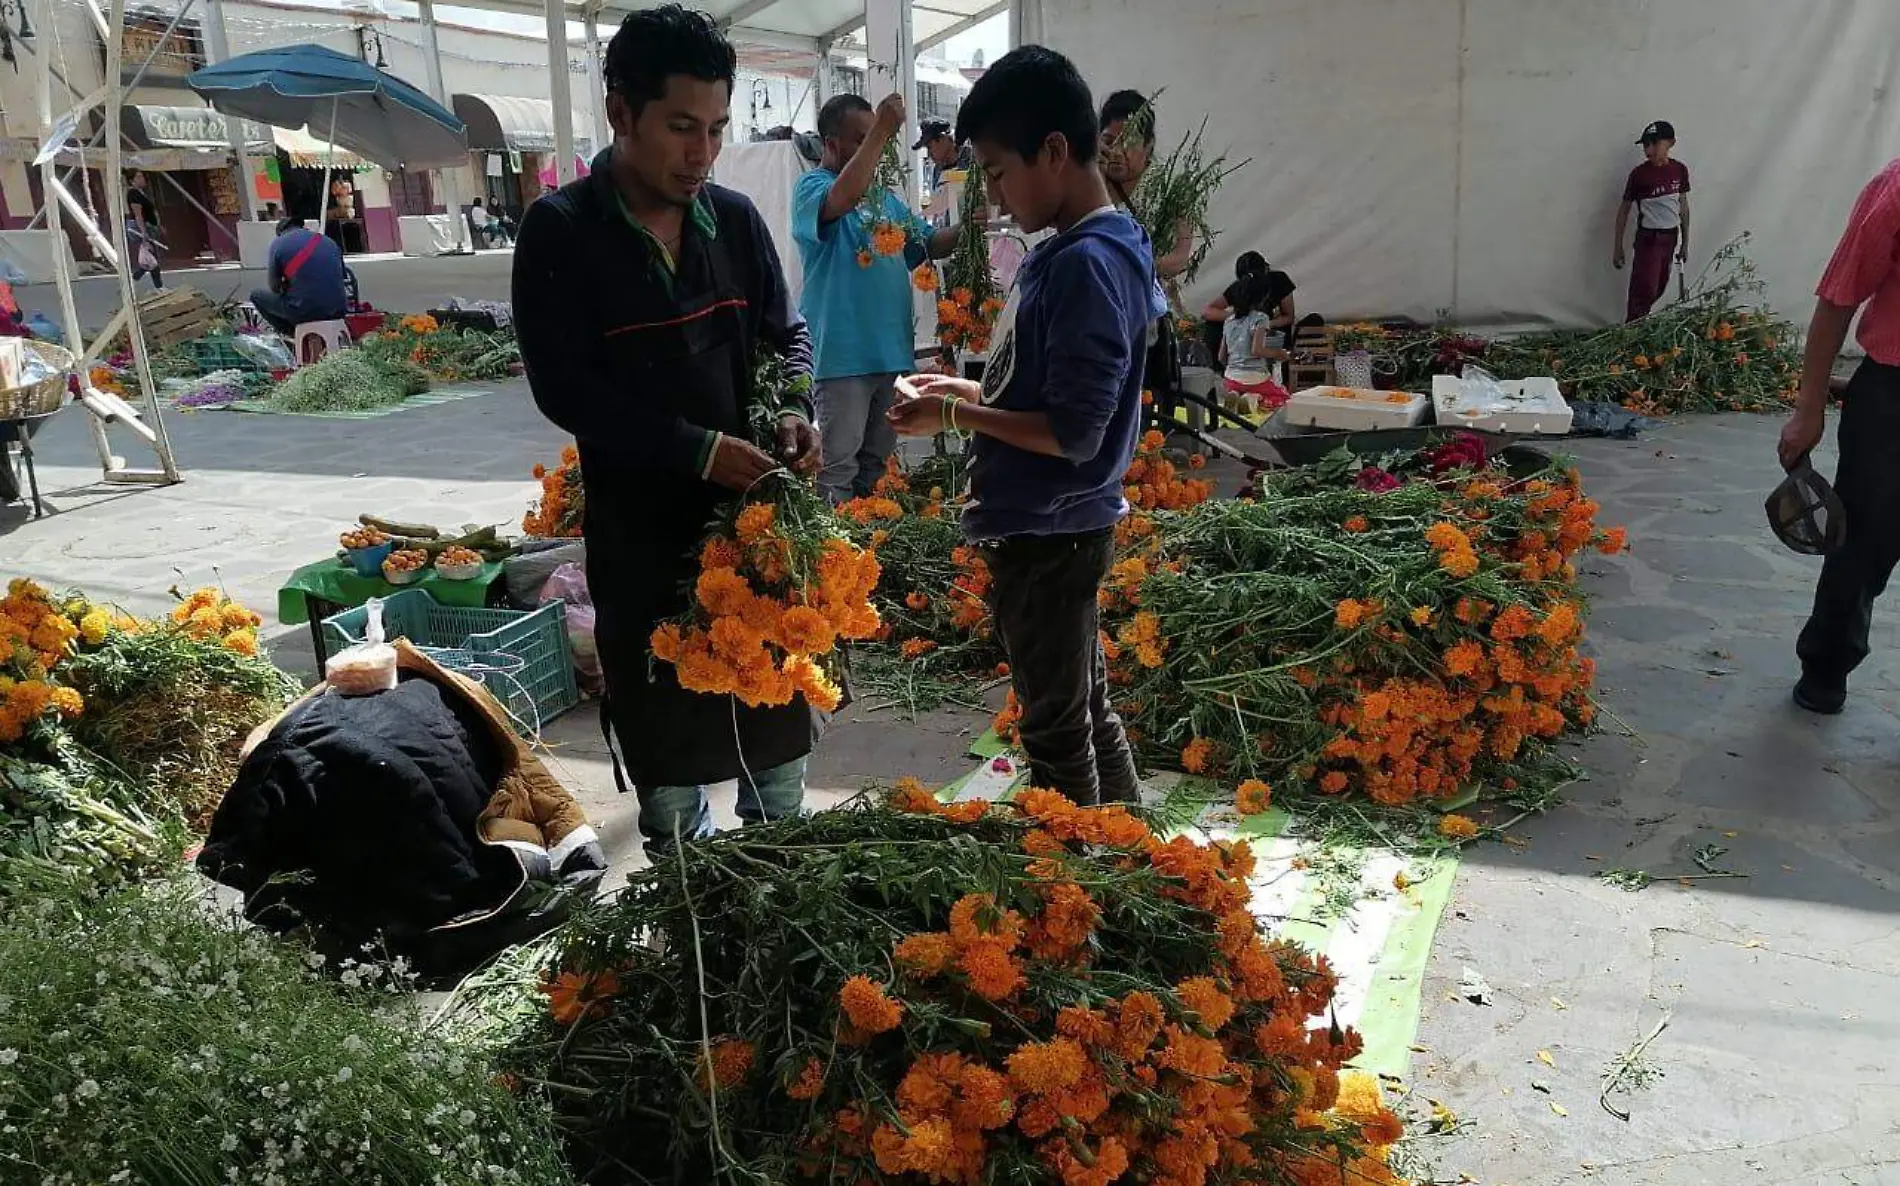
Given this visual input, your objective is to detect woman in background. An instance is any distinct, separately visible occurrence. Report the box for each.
[123,171,163,290]
[1202,250,1297,358]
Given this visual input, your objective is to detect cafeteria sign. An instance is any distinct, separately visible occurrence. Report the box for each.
[137,105,270,150]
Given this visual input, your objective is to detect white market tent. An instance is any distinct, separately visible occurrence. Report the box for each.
[1014,0,1900,329]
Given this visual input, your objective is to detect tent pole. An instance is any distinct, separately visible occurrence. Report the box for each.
[318,93,339,240]
[545,0,576,186]
[29,0,114,472]
[864,0,917,206]
[101,0,181,482]
[584,5,607,157]
[417,0,468,252]
[203,0,260,222]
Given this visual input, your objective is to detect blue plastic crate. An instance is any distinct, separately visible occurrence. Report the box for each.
[321,588,579,733]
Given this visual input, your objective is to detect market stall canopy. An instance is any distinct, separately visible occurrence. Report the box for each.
[121,105,273,153]
[452,94,592,156]
[186,44,467,170]
[440,0,1005,54]
[273,125,373,172]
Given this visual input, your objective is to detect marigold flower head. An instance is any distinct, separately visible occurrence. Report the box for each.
[838,975,904,1035]
[1440,547,1481,578]
[894,931,956,976]
[958,937,1027,999]
[786,1056,825,1100]
[1437,812,1480,839]
[1181,736,1215,774]
[695,1037,755,1091]
[1235,779,1272,815]
[778,605,837,655]
[1175,976,1237,1031]
[1343,515,1369,533]
[1004,1038,1087,1096]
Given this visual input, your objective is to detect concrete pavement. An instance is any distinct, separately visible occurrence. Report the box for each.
[6,374,1899,1183]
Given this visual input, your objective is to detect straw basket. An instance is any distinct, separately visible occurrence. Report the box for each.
[0,342,74,421]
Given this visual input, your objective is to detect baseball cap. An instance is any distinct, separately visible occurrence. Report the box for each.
[1637,120,1676,144]
[911,119,952,151]
[1765,458,1846,556]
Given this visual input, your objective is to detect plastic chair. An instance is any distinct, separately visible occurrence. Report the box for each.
[294,320,352,365]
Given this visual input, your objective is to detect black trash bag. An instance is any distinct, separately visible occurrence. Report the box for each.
[1568,399,1659,439]
[1766,458,1846,556]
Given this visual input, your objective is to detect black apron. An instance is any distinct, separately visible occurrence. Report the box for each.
[581,228,813,789]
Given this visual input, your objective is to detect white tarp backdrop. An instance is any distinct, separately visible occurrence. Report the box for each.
[1027,0,1900,328]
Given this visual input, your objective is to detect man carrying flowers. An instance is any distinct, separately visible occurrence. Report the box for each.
[513,5,822,854]
[888,46,1152,805]
[794,91,966,505]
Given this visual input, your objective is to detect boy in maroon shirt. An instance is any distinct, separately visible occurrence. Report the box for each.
[1614,120,1691,321]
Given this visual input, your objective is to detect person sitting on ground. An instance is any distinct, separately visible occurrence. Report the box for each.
[249,217,348,335]
[1217,272,1290,413]
[1201,250,1297,357]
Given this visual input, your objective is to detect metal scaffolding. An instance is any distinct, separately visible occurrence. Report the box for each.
[30,0,181,487]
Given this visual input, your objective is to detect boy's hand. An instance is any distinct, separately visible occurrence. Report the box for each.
[907,374,984,402]
[1676,242,1689,264]
[1612,248,1626,270]
[887,390,947,437]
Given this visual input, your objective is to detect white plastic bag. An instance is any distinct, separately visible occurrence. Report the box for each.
[1458,363,1513,412]
[325,597,398,695]
[538,564,599,689]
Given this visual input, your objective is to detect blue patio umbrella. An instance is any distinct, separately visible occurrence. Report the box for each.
[189,45,467,222]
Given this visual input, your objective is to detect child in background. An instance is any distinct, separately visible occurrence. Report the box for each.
[1218,272,1289,413]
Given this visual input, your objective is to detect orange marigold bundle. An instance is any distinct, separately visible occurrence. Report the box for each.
[504,792,1408,1185]
[522,444,585,538]
[648,354,878,712]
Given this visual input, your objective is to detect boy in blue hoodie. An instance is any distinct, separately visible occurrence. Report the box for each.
[888,45,1152,806]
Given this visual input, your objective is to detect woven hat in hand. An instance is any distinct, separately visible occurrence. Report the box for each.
[1765,458,1846,556]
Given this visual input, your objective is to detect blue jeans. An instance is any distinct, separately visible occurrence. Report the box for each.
[637,756,807,854]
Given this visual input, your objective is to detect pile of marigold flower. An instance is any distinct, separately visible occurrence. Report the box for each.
[522,444,585,538]
[842,433,1623,810]
[1384,237,1799,416]
[504,790,1410,1186]
[650,353,880,712]
[1,579,297,889]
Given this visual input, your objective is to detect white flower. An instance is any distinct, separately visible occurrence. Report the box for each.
[0,1049,17,1066]
[221,1134,239,1153]
[73,1079,100,1100]
[335,1066,353,1083]
[342,1034,366,1054]
[457,1109,475,1126]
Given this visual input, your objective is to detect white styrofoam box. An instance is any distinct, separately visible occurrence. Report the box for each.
[1432,374,1574,435]
[1284,385,1428,431]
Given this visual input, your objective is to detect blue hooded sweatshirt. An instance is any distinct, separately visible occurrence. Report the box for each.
[964,208,1155,541]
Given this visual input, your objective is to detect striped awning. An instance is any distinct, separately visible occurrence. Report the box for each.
[273,125,372,172]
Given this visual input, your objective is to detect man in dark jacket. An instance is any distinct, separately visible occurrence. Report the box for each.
[888,45,1151,806]
[512,4,821,855]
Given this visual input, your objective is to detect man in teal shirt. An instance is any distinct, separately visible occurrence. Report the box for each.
[793,91,961,502]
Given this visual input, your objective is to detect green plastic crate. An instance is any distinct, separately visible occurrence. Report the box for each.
[180,334,269,373]
[321,588,579,733]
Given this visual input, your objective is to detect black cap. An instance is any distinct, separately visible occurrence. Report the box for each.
[1637,120,1676,144]
[911,119,952,151]
[1765,458,1846,556]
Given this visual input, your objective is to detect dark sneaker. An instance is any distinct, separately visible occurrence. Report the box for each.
[1793,675,1846,715]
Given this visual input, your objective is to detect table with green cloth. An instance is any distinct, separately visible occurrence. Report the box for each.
[278,557,506,663]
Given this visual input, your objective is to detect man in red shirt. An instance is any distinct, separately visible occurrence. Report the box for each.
[1778,157,1900,714]
[1614,121,1690,321]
